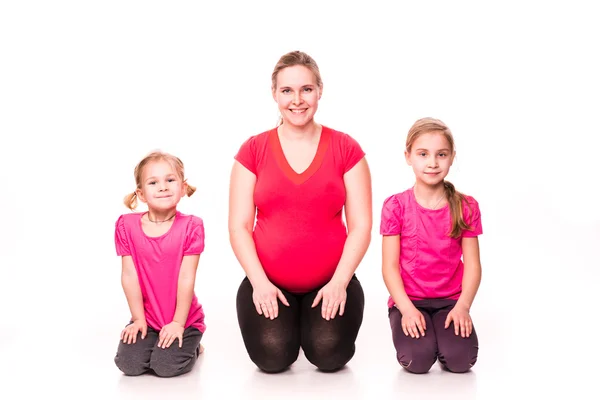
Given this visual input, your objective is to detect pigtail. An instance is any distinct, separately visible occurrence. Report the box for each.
[443,180,471,238]
[186,183,197,197]
[123,191,138,211]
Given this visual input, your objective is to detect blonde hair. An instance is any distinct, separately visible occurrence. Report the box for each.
[123,151,196,210]
[272,51,323,126]
[406,118,472,238]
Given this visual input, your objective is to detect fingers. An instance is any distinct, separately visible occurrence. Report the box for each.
[338,300,346,317]
[444,313,451,329]
[460,318,472,337]
[271,299,279,319]
[265,301,276,320]
[311,290,323,308]
[141,325,147,340]
[416,319,426,337]
[419,314,427,331]
[254,301,263,315]
[277,290,290,307]
[322,300,339,320]
[126,328,137,344]
[401,319,424,338]
[454,316,460,336]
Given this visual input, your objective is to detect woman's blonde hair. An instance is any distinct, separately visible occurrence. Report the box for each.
[406,118,472,238]
[123,151,196,210]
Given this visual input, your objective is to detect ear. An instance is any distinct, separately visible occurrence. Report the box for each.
[318,84,323,100]
[182,181,188,196]
[272,87,277,102]
[136,188,147,204]
[405,150,412,166]
[450,151,456,166]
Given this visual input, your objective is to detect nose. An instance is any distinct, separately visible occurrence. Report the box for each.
[293,92,302,105]
[427,156,438,168]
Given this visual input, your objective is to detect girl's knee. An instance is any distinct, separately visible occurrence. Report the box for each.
[438,349,478,373]
[395,344,437,374]
[114,355,148,376]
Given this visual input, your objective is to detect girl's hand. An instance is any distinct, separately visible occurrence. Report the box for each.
[158,321,185,348]
[445,304,473,337]
[311,280,347,320]
[399,306,426,338]
[252,279,289,320]
[120,319,147,344]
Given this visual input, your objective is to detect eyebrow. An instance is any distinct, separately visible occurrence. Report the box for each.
[279,84,316,89]
[144,174,177,182]
[415,148,451,152]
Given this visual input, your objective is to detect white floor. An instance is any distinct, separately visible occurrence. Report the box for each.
[2,223,597,400]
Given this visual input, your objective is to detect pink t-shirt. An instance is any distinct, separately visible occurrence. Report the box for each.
[114,211,206,332]
[380,188,482,307]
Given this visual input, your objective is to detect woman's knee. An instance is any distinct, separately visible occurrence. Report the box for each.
[249,335,299,373]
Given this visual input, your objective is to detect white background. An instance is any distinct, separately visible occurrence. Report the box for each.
[1,1,598,399]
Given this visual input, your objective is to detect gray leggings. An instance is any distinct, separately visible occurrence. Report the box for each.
[114,324,203,377]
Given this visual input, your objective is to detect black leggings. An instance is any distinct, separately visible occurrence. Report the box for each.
[236,275,365,373]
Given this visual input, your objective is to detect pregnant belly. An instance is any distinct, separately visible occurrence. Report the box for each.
[255,228,346,293]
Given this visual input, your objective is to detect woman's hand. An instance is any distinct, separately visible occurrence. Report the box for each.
[312,280,348,320]
[252,279,289,319]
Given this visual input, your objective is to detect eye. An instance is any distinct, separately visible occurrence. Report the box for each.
[168,178,176,182]
[148,181,157,185]
[438,153,447,157]
[303,87,313,92]
[419,152,427,157]
[282,89,291,94]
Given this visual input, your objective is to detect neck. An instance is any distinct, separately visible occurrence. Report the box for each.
[146,208,177,222]
[279,121,320,141]
[413,181,445,203]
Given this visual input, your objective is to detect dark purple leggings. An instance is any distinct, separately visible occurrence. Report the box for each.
[389,299,478,373]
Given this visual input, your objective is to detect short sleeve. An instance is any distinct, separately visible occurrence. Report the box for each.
[234,135,257,174]
[462,197,483,237]
[380,195,403,236]
[114,215,131,256]
[341,133,366,173]
[184,216,205,255]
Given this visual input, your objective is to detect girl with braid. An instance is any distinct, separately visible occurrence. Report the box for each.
[381,118,482,374]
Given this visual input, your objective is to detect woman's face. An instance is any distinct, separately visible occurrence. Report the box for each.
[272,65,322,128]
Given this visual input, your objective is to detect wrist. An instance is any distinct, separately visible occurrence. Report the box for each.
[395,299,416,315]
[331,272,352,288]
[455,300,471,311]
[172,319,185,327]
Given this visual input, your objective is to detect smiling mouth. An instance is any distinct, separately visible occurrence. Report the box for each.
[289,109,307,114]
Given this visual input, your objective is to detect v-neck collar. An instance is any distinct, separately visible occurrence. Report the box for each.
[269,126,331,185]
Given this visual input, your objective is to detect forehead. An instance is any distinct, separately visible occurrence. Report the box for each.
[412,132,452,150]
[142,159,178,177]
[276,65,317,88]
